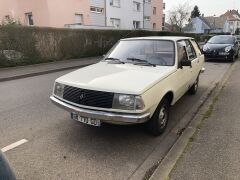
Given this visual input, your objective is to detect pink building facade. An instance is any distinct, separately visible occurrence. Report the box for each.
[0,0,91,27]
[143,0,164,30]
[151,0,164,30]
[0,0,165,30]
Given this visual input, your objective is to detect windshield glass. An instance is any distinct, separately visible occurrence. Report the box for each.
[208,36,234,44]
[105,40,175,66]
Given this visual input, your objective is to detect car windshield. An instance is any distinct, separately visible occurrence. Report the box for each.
[208,36,234,44]
[104,40,175,66]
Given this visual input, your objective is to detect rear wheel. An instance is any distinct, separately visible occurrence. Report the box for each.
[147,98,170,136]
[188,76,199,95]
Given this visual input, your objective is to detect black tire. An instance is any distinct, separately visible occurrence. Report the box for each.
[146,97,170,136]
[188,76,199,95]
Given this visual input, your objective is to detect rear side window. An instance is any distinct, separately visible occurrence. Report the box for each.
[185,40,197,61]
[190,40,202,55]
[177,41,188,63]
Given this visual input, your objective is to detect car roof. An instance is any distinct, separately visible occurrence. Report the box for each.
[121,36,193,41]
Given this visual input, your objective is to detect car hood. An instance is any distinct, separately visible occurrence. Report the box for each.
[56,62,176,95]
[206,43,233,50]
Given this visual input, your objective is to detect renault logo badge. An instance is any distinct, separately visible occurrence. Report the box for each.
[79,93,85,100]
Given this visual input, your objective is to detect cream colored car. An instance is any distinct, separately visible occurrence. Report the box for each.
[50,37,205,136]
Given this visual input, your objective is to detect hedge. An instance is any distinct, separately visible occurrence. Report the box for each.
[0,26,210,68]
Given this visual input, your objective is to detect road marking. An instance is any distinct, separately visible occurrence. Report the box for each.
[1,139,28,153]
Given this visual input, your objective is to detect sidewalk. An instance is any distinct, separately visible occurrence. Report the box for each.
[169,61,240,180]
[0,56,100,82]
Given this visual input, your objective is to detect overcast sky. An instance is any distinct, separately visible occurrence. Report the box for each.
[165,0,240,17]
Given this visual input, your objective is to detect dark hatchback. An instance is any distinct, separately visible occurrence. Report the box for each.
[202,35,239,62]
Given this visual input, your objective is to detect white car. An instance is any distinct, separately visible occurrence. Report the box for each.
[50,36,205,136]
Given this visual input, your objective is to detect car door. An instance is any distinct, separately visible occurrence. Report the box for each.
[174,40,192,101]
[184,39,200,85]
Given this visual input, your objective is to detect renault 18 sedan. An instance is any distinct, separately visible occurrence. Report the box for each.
[50,36,205,136]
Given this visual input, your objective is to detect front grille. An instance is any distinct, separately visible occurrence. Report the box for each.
[63,85,114,108]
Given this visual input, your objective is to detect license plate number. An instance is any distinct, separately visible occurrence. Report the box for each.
[71,113,101,127]
[219,52,228,55]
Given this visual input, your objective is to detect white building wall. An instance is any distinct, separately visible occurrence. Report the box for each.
[143,2,151,29]
[90,0,106,26]
[106,0,144,30]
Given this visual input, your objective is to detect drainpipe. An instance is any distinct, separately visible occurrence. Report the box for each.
[143,0,145,29]
[105,0,107,26]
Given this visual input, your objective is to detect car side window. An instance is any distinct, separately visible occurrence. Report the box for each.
[185,40,197,61]
[177,41,188,63]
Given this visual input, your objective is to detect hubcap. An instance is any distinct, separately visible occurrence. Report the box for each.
[158,105,168,129]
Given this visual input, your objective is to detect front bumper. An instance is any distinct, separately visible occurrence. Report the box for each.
[50,96,151,125]
[204,51,234,60]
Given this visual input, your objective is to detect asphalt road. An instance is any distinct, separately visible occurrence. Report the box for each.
[0,62,231,180]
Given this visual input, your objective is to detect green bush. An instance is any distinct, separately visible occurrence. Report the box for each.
[0,26,211,68]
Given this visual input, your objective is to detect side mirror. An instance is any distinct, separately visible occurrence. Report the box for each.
[180,60,192,67]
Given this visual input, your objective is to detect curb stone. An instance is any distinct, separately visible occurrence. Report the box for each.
[0,58,99,82]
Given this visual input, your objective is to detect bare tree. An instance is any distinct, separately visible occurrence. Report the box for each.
[168,2,191,32]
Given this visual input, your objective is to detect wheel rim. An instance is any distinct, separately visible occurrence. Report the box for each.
[158,105,168,129]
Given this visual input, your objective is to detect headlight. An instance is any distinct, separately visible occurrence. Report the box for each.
[203,45,210,52]
[54,82,65,98]
[112,94,145,110]
[225,46,232,52]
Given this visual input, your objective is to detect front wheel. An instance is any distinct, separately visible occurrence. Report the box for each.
[146,98,170,136]
[188,76,199,95]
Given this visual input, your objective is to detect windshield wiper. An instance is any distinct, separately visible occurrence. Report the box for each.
[105,57,125,64]
[127,58,156,67]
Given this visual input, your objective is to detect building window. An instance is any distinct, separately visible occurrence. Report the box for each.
[90,7,104,14]
[75,14,83,24]
[110,18,120,28]
[144,16,151,21]
[133,1,141,11]
[25,12,34,26]
[133,21,140,29]
[153,23,156,29]
[110,0,120,7]
[153,7,156,15]
[144,0,151,3]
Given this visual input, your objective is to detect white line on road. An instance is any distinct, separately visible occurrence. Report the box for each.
[1,139,28,153]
